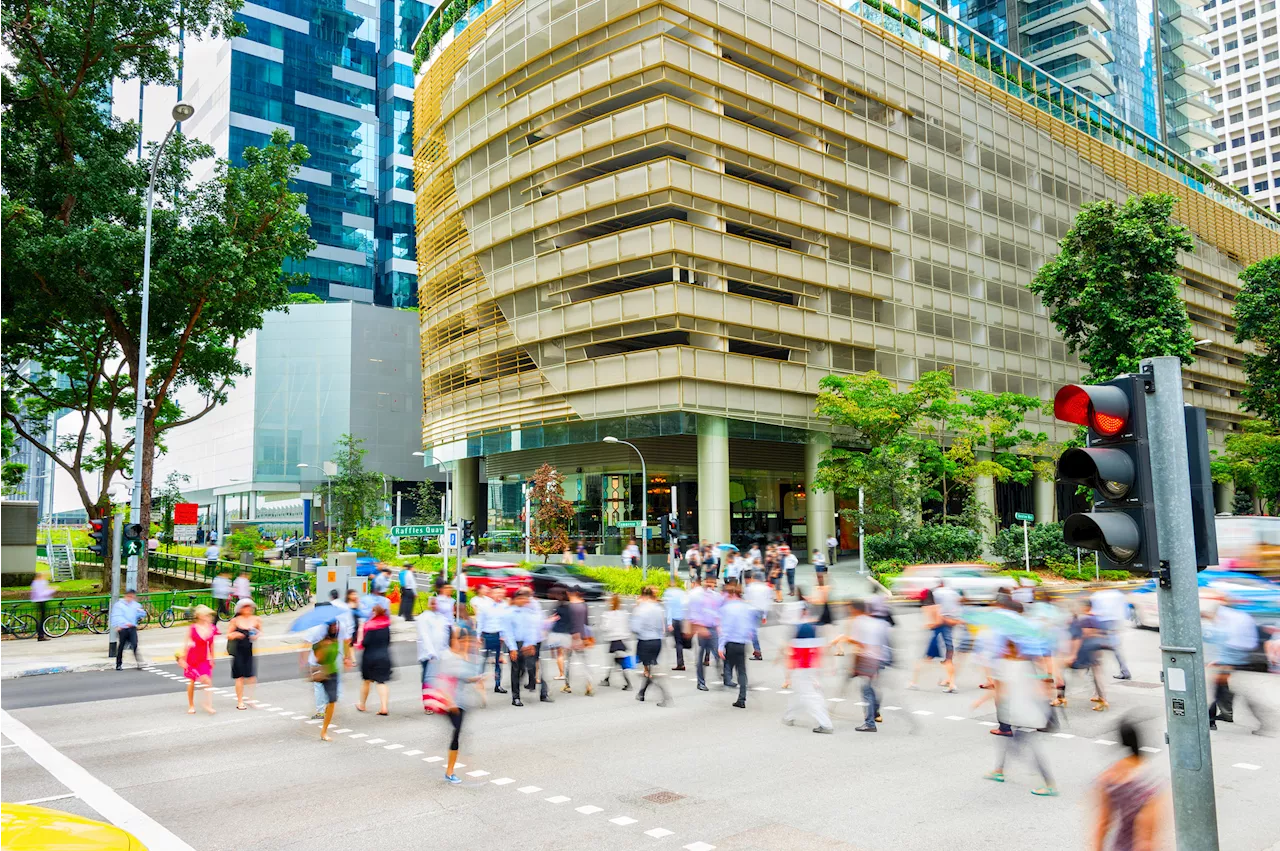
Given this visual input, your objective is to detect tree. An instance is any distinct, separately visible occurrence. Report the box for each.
[408,480,442,525]
[1235,255,1280,427]
[1029,193,1196,382]
[289,292,325,304]
[1211,420,1280,515]
[1232,487,1255,516]
[529,463,572,561]
[812,370,955,534]
[2,0,314,588]
[153,471,190,545]
[327,434,386,538]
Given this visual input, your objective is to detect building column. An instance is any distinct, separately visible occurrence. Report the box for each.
[215,494,226,539]
[454,457,480,526]
[805,432,835,564]
[247,491,257,522]
[696,415,730,545]
[1033,472,1056,525]
[1215,480,1234,514]
[975,472,997,551]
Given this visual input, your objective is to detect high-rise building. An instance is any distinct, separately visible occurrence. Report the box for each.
[413,0,1279,559]
[950,0,1219,160]
[182,0,430,306]
[1203,0,1280,213]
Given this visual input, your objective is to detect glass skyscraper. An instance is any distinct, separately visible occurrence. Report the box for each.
[944,0,1218,160]
[183,0,429,306]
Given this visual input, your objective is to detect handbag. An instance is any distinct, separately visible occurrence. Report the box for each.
[620,654,638,670]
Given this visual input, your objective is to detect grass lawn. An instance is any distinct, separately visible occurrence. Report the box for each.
[1,578,104,600]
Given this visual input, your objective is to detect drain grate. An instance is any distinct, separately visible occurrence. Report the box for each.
[643,791,687,805]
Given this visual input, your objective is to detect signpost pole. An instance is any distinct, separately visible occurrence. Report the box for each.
[523,484,531,563]
[1022,519,1030,572]
[108,513,123,658]
[858,487,865,575]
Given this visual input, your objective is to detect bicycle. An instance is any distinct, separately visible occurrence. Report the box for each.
[158,593,205,628]
[42,603,108,638]
[283,581,308,611]
[1,610,37,640]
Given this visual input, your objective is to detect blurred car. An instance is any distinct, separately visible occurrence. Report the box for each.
[1126,569,1280,629]
[528,563,605,600]
[354,554,382,577]
[0,803,146,850]
[461,559,532,594]
[888,563,1016,603]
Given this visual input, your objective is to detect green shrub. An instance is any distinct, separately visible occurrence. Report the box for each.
[352,527,397,562]
[997,569,1042,585]
[222,530,264,561]
[1099,570,1132,582]
[865,523,982,565]
[869,559,909,584]
[577,567,667,598]
[991,521,1073,569]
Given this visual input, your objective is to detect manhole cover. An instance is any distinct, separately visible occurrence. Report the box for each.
[1115,680,1162,689]
[643,791,686,804]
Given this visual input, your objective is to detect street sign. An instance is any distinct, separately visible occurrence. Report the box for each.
[1014,512,1034,522]
[391,524,445,537]
[447,529,458,548]
[617,520,642,528]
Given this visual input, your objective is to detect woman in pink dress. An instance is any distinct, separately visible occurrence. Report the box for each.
[183,606,219,714]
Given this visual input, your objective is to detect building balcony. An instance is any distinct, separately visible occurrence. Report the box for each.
[1171,89,1217,121]
[1162,29,1213,64]
[1048,57,1117,96]
[1019,0,1112,36]
[1024,25,1115,65]
[1170,61,1215,93]
[1163,1,1212,37]
[1169,117,1219,148]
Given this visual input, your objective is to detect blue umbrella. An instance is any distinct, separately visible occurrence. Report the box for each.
[290,605,341,633]
[717,543,739,552]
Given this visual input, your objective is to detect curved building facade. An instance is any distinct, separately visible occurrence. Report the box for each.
[414,0,1280,556]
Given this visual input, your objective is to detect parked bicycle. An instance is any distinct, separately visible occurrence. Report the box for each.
[42,602,108,638]
[158,593,206,628]
[1,610,37,640]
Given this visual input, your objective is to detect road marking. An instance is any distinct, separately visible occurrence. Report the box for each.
[546,795,571,804]
[491,778,516,785]
[1233,763,1261,771]
[467,770,490,777]
[777,690,792,694]
[684,843,716,851]
[827,697,845,703]
[402,749,423,756]
[1093,739,1116,746]
[1052,733,1075,739]
[912,710,933,716]
[332,728,351,734]
[305,720,323,726]
[611,816,638,825]
[518,786,542,793]
[1139,747,1162,754]
[267,708,285,713]
[882,706,901,711]
[978,722,999,727]
[752,687,771,691]
[424,756,443,763]
[672,675,686,679]
[576,805,603,814]
[646,828,674,838]
[16,793,78,805]
[0,709,197,851]
[385,744,404,750]
[945,715,967,721]
[349,733,368,739]
[291,715,309,720]
[366,738,386,745]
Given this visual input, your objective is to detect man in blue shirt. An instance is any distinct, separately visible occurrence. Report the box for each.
[111,590,147,670]
[664,575,688,670]
[501,589,548,706]
[718,583,756,708]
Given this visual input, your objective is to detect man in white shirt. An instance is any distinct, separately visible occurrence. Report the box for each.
[399,565,418,622]
[211,571,232,620]
[782,549,799,596]
[233,570,252,601]
[1090,587,1131,680]
[622,539,640,569]
[826,534,839,568]
[473,586,508,693]
[204,542,221,567]
[685,545,703,583]
[725,554,744,585]
[743,572,772,661]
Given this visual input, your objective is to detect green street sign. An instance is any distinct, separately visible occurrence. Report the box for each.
[1014,512,1035,522]
[617,520,643,528]
[488,530,521,537]
[392,524,445,537]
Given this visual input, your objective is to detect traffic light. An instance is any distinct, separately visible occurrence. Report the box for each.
[666,513,679,542]
[87,518,107,556]
[1182,405,1218,570]
[460,519,474,543]
[122,523,145,559]
[1053,375,1160,572]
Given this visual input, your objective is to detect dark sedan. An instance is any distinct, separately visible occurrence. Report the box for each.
[529,563,606,600]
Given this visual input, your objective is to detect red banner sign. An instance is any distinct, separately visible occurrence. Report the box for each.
[173,503,199,525]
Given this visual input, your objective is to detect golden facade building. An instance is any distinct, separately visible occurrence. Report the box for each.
[414,0,1280,557]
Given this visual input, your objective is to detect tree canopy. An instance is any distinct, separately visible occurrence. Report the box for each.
[1235,254,1280,427]
[327,434,387,538]
[1029,193,1196,382]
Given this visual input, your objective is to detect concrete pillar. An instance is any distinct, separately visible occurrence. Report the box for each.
[1033,473,1056,525]
[1214,480,1233,514]
[696,415,730,545]
[805,432,835,563]
[454,456,480,525]
[975,472,997,550]
[215,494,226,538]
[247,491,257,522]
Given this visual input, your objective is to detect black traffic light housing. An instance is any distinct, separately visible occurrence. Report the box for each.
[122,522,145,558]
[1182,406,1218,570]
[87,517,107,556]
[460,519,474,542]
[667,512,679,542]
[1054,375,1160,573]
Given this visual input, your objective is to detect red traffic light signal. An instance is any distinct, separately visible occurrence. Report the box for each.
[1053,384,1130,437]
[87,518,107,556]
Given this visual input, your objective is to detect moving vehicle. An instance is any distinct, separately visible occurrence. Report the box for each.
[528,563,606,600]
[0,803,147,850]
[1126,569,1280,630]
[461,559,532,594]
[888,563,1016,603]
[1216,515,1280,577]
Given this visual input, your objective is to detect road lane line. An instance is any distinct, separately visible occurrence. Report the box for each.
[545,795,571,803]
[611,816,638,825]
[0,709,197,851]
[491,778,515,785]
[646,828,674,838]
[1093,739,1117,745]
[1233,763,1261,770]
[402,750,423,756]
[467,769,490,777]
[517,786,542,793]
[16,793,78,805]
[576,805,603,814]
[684,843,716,851]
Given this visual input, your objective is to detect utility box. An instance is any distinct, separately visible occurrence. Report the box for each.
[316,563,352,604]
[0,501,38,573]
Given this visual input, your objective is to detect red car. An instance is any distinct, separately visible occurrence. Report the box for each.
[461,560,532,594]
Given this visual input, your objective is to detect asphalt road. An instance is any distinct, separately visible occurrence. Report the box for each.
[3,609,1279,851]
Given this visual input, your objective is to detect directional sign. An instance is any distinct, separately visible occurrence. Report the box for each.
[447,529,458,548]
[617,520,643,528]
[1014,512,1035,523]
[391,524,445,537]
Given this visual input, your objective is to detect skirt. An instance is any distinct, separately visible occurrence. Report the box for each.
[230,641,255,680]
[637,638,662,666]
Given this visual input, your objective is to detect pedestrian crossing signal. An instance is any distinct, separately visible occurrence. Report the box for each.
[122,523,145,558]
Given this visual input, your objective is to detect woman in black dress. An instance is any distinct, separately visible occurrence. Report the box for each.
[227,598,260,710]
[356,605,394,715]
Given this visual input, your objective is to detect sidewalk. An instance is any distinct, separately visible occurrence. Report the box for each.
[0,608,417,679]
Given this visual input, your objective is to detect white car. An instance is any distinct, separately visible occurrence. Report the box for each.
[889,563,1016,604]
[1126,571,1280,629]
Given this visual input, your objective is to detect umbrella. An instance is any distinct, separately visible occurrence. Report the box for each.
[964,607,1053,656]
[290,604,341,633]
[717,543,739,552]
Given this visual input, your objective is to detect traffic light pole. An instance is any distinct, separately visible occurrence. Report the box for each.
[1142,355,1219,850]
[108,514,123,658]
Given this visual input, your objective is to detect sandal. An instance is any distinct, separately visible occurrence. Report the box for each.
[984,771,1005,783]
[1031,787,1058,797]
[237,704,247,710]
[377,711,389,716]
[1092,701,1109,712]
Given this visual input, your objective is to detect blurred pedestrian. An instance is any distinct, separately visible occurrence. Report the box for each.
[502,588,547,706]
[233,569,251,602]
[417,605,445,714]
[547,588,572,681]
[622,538,640,569]
[685,543,703,584]
[631,587,670,707]
[355,604,393,715]
[227,598,260,709]
[423,626,484,784]
[211,570,232,621]
[664,575,688,671]
[1204,596,1274,735]
[810,548,827,586]
[977,639,1057,796]
[599,594,633,690]
[744,571,771,661]
[1090,586,1132,680]
[784,608,832,733]
[826,533,838,570]
[1093,719,1165,849]
[687,576,722,691]
[312,619,342,741]
[310,599,354,719]
[562,587,593,696]
[782,547,798,597]
[836,600,889,733]
[399,564,418,621]
[433,581,457,644]
[909,584,961,693]
[1068,600,1109,711]
[473,586,506,693]
[182,606,219,715]
[111,589,146,669]
[718,583,755,708]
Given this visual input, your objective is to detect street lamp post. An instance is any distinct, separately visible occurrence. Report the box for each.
[603,436,647,580]
[127,101,196,593]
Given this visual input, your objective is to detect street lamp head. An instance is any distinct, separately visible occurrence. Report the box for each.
[171,102,196,122]
[602,436,619,444]
[296,463,309,468]
[412,451,425,457]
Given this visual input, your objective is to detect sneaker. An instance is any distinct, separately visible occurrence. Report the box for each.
[561,685,572,694]
[732,700,746,709]
[494,687,508,694]
[1253,728,1277,738]
[445,774,461,784]
[813,727,833,734]
[875,714,883,723]
[697,684,709,692]
[621,684,632,691]
[311,711,324,720]
[1031,786,1059,797]
[512,699,524,707]
[1113,674,1131,681]
[751,653,763,661]
[672,666,686,671]
[636,693,645,702]
[657,700,672,708]
[783,718,795,726]
[540,695,553,703]
[855,724,877,733]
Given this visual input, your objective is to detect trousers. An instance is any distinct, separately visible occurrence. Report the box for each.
[511,642,546,701]
[695,628,720,686]
[995,729,1054,786]
[724,642,748,702]
[670,619,685,667]
[481,632,504,688]
[783,668,831,728]
[115,626,140,668]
